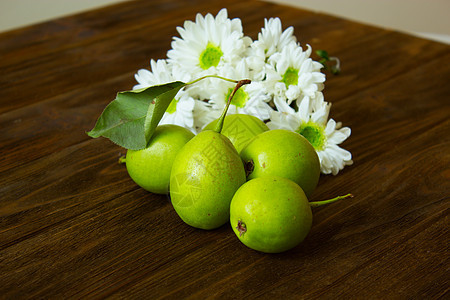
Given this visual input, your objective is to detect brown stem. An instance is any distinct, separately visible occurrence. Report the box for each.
[214,79,251,133]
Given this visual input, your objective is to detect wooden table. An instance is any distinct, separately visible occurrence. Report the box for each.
[1,0,449,298]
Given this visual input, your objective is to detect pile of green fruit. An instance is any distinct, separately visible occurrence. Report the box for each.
[115,80,351,253]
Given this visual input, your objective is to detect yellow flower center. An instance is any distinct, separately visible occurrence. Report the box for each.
[199,42,223,70]
[297,121,326,151]
[166,99,178,114]
[281,67,299,87]
[225,87,249,108]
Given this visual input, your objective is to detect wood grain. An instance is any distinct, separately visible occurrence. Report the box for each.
[1,0,449,298]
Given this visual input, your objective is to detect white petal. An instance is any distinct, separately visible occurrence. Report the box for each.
[325,118,337,136]
[327,126,351,144]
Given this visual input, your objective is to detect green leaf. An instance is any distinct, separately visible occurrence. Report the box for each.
[144,83,186,146]
[87,81,186,150]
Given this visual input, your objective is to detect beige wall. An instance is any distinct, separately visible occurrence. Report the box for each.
[266,0,450,43]
[0,0,130,32]
[0,0,449,44]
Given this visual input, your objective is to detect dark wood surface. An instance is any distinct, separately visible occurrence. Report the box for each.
[1,0,449,298]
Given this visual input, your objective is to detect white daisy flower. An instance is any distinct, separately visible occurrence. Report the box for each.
[265,42,325,111]
[258,17,297,58]
[192,100,221,132]
[208,60,273,121]
[167,8,252,78]
[267,96,352,175]
[246,17,297,80]
[133,59,196,132]
[157,92,195,131]
[134,60,173,90]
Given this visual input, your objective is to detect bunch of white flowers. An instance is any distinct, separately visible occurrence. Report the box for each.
[133,8,352,175]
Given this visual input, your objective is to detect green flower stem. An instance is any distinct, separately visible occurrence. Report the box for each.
[186,74,239,86]
[309,193,353,207]
[329,56,341,75]
[214,79,251,133]
[315,49,341,75]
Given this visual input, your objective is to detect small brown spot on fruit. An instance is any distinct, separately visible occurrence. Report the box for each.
[244,160,254,177]
[262,162,266,168]
[237,220,247,236]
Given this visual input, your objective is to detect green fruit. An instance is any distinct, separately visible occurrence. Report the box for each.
[230,176,352,253]
[125,124,194,194]
[230,176,312,253]
[203,114,269,153]
[169,80,250,230]
[170,130,246,229]
[240,129,320,197]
